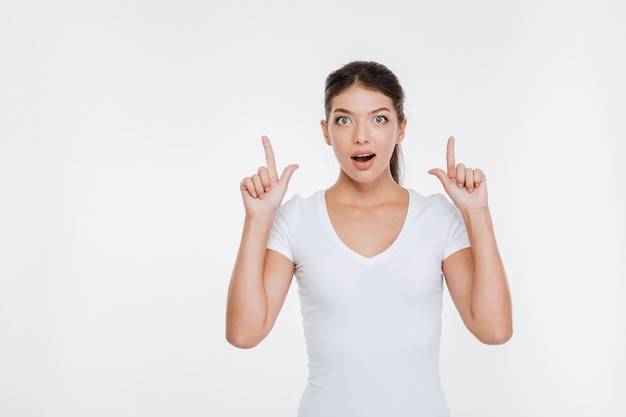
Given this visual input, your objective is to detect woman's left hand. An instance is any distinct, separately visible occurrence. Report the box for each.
[428,136,488,213]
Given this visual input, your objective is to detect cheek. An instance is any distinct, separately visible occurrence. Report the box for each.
[328,128,350,146]
[379,128,400,146]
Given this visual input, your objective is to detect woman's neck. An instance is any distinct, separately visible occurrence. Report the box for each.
[326,171,406,206]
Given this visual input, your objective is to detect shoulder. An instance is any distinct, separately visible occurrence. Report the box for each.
[405,189,469,254]
[275,190,323,220]
[270,190,324,251]
[407,188,460,219]
[279,190,321,209]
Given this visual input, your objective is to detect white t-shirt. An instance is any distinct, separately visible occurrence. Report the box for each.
[268,189,470,417]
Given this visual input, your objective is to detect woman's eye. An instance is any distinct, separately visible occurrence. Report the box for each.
[336,116,351,125]
[373,115,387,124]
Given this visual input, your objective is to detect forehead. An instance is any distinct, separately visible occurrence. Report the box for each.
[330,85,394,113]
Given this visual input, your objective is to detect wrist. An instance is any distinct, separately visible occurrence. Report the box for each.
[460,206,492,226]
[244,213,276,226]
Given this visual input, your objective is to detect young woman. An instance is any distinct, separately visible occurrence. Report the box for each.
[226,61,512,416]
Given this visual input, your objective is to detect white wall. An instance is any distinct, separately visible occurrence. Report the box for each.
[1,0,624,416]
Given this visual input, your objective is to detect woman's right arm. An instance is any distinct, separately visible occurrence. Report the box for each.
[226,136,298,349]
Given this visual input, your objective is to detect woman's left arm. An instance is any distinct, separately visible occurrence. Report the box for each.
[429,137,512,345]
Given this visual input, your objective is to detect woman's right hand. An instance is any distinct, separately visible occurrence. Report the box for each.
[240,136,299,220]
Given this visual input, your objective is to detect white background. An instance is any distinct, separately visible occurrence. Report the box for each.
[1,0,625,416]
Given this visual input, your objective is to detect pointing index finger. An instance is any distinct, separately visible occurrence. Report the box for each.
[446,136,456,178]
[261,135,278,179]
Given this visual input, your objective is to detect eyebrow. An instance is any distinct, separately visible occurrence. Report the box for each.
[333,107,392,115]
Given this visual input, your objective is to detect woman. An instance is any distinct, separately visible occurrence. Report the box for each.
[226,61,512,416]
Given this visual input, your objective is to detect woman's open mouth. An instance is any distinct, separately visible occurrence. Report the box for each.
[351,153,375,162]
[350,152,376,170]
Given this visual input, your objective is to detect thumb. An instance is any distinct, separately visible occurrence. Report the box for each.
[428,168,449,186]
[279,164,299,186]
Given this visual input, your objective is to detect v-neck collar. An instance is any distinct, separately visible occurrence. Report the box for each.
[318,189,413,263]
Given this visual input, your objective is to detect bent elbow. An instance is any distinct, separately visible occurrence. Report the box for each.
[473,319,513,345]
[227,337,260,349]
[481,331,512,345]
[479,324,513,345]
[225,328,263,349]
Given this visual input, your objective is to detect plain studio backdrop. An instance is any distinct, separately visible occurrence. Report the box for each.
[1,0,625,416]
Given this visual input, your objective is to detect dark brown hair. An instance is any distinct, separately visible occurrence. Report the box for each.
[324,61,405,184]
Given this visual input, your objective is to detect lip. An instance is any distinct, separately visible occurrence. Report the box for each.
[350,150,375,158]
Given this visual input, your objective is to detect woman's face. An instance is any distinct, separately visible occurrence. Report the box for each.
[321,84,406,185]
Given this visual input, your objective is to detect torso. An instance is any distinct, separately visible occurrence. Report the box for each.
[266,189,468,417]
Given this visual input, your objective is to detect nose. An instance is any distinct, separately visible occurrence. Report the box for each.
[354,124,369,144]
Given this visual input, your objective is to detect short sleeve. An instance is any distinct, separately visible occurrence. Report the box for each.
[267,195,299,262]
[442,197,471,260]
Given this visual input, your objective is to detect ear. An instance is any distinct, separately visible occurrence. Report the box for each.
[320,119,331,146]
[396,118,407,144]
